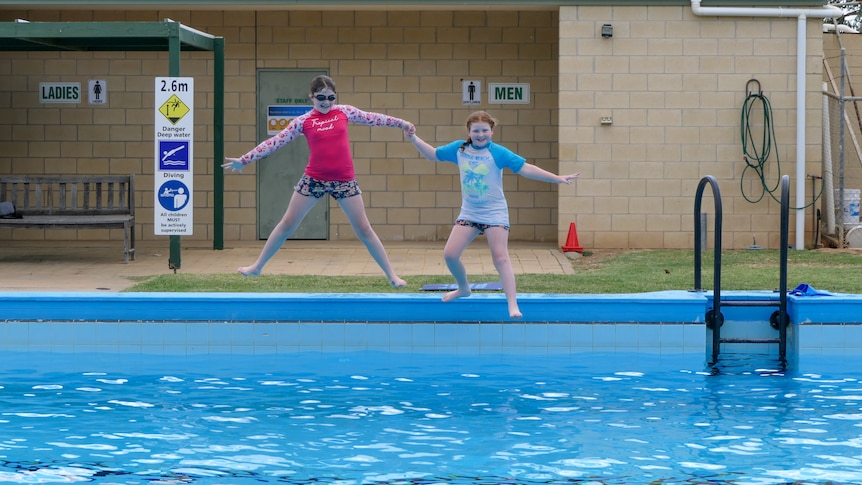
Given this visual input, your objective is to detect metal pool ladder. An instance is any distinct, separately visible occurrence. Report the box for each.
[693,175,790,367]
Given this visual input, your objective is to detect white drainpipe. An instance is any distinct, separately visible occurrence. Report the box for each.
[690,0,841,250]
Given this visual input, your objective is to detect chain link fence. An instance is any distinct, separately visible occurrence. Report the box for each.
[822,44,862,248]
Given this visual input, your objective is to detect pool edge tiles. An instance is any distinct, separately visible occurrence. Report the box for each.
[1,290,861,355]
[1,290,707,323]
[0,321,706,355]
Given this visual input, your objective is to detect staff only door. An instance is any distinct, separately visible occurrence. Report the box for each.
[255,69,329,239]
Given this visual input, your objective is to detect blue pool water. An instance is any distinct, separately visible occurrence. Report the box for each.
[2,350,862,484]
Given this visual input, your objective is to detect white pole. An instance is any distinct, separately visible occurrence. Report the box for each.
[795,15,806,250]
[823,82,836,236]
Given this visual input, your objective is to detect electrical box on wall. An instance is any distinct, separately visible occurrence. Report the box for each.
[601,24,613,38]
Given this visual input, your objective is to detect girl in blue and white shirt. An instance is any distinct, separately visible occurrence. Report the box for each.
[407,111,579,319]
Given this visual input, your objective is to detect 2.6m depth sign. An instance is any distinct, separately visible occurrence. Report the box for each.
[154,77,194,236]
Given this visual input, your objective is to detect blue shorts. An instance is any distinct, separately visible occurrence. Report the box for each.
[294,174,361,200]
[456,219,510,235]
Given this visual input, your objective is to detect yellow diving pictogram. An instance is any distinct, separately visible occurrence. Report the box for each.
[159,94,190,125]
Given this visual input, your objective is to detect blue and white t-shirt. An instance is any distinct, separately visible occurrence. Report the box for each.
[435,140,526,226]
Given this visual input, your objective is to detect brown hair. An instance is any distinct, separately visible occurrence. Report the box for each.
[309,75,336,95]
[460,111,497,151]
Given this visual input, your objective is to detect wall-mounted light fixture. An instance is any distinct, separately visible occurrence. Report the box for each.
[601,24,613,38]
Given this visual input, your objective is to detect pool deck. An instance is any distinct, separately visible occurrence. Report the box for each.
[0,239,574,292]
[1,239,861,327]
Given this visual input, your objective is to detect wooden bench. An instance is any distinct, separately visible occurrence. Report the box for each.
[0,174,136,263]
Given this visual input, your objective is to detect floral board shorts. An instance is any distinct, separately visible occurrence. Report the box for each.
[456,219,510,235]
[294,174,361,200]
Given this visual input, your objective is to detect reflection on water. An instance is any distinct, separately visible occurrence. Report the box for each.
[0,351,860,484]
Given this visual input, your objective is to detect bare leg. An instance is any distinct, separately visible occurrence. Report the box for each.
[485,226,522,319]
[338,194,406,287]
[441,223,480,302]
[238,192,320,276]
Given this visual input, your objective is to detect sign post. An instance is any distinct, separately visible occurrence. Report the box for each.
[154,77,194,267]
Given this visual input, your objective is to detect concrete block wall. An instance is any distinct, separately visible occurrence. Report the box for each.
[0,5,835,251]
[559,5,825,250]
[0,8,561,246]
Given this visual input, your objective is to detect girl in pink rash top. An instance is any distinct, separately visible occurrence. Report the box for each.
[223,75,415,287]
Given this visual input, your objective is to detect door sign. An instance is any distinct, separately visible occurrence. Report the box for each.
[267,105,312,135]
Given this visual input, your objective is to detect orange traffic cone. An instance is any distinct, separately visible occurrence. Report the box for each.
[561,222,583,253]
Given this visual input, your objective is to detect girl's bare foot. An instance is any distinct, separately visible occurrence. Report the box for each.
[238,266,261,276]
[390,276,407,288]
[442,288,471,302]
[509,306,523,319]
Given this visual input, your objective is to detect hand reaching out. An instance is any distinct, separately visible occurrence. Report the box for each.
[222,158,244,173]
[560,173,580,184]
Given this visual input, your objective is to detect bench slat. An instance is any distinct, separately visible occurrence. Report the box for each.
[0,215,133,225]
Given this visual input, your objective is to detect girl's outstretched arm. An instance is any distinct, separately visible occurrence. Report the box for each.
[223,114,306,172]
[406,132,440,162]
[517,163,580,184]
[222,157,244,173]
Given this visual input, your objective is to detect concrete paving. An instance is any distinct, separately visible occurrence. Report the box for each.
[0,240,576,292]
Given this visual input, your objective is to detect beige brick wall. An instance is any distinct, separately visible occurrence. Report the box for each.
[0,8,560,246]
[0,6,835,251]
[560,6,826,250]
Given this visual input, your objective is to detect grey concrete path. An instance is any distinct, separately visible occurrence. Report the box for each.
[0,240,576,292]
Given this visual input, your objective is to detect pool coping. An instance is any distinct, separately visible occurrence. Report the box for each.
[2,290,861,324]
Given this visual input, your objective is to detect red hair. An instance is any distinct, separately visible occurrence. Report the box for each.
[460,111,497,151]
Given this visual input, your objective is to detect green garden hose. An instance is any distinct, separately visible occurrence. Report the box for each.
[739,84,822,209]
[740,88,781,203]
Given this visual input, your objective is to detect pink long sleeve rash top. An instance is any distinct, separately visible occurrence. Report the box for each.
[239,105,407,182]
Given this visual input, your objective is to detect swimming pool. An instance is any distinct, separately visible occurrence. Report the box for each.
[2,290,861,483]
[2,349,862,484]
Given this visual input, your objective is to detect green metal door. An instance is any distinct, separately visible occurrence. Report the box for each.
[256,69,329,239]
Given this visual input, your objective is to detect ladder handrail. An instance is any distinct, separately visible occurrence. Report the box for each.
[693,175,723,365]
[694,174,790,367]
[693,175,723,292]
[778,174,789,363]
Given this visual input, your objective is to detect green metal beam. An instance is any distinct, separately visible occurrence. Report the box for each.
[214,36,225,251]
[0,21,217,52]
[168,31,182,272]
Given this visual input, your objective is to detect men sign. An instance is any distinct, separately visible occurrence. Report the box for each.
[488,83,530,105]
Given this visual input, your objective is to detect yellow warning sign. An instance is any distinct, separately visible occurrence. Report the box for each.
[158,94,190,125]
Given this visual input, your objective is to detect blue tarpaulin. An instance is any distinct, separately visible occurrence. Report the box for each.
[790,283,833,296]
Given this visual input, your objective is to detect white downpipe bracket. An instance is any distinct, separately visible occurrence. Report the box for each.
[690,0,841,250]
